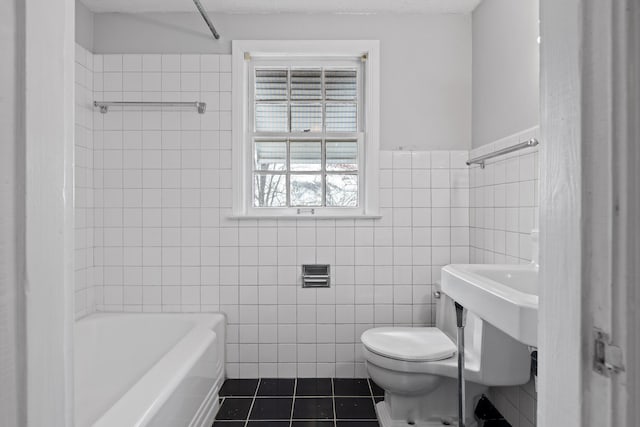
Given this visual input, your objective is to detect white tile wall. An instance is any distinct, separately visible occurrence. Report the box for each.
[490,380,537,427]
[75,44,96,318]
[469,127,539,427]
[84,51,470,378]
[469,126,540,264]
[76,51,537,425]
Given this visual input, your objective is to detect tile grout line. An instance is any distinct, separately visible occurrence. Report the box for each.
[217,378,381,426]
[243,378,261,427]
[331,378,337,427]
[367,378,379,422]
[288,377,297,427]
[224,395,376,398]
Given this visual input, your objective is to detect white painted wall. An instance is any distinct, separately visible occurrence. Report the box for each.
[75,0,95,51]
[91,12,472,151]
[472,0,539,147]
[0,0,26,425]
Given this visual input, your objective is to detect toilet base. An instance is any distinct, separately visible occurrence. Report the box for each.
[376,401,463,427]
[375,379,484,427]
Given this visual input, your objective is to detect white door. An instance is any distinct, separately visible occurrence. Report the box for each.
[539,0,639,426]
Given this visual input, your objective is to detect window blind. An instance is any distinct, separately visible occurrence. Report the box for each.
[254,67,358,133]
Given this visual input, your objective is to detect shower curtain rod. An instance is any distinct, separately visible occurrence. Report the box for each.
[193,0,220,40]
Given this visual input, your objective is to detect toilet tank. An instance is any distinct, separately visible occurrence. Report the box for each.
[435,282,532,386]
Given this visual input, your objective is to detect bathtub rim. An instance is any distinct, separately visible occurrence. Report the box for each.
[74,312,226,427]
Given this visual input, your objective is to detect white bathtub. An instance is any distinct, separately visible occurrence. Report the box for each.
[74,313,226,427]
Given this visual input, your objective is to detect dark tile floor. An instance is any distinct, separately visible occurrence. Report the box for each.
[214,378,384,427]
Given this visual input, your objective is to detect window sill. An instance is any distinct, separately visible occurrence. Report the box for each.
[227,214,382,220]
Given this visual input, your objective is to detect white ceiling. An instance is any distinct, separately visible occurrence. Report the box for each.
[81,0,482,14]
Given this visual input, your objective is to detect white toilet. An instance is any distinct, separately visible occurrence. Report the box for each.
[361,287,531,427]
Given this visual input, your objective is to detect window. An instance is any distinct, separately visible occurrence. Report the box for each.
[252,66,360,208]
[232,41,380,218]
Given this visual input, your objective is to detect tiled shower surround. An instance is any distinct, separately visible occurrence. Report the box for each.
[73,47,537,424]
[75,46,471,378]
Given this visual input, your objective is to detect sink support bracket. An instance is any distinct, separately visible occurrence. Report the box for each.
[454,301,467,427]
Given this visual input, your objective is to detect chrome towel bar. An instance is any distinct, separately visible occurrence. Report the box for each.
[94,101,207,114]
[467,138,539,168]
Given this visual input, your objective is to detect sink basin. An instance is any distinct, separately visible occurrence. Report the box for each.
[441,264,538,347]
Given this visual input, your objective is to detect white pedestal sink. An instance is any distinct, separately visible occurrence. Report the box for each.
[441,263,538,347]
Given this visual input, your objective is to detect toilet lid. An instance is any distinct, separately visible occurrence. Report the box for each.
[361,327,457,362]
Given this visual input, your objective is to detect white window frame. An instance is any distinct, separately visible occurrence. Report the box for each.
[232,40,380,218]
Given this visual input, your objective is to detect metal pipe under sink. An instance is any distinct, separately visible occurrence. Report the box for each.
[454,301,467,427]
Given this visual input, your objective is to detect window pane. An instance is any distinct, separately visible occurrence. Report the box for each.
[326,103,357,132]
[325,69,357,100]
[290,141,321,171]
[255,103,288,132]
[253,174,287,207]
[255,69,288,101]
[291,104,323,132]
[291,69,322,100]
[290,174,322,206]
[326,174,358,207]
[326,141,358,171]
[254,141,286,171]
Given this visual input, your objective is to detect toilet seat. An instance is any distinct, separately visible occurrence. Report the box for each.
[361,327,456,362]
